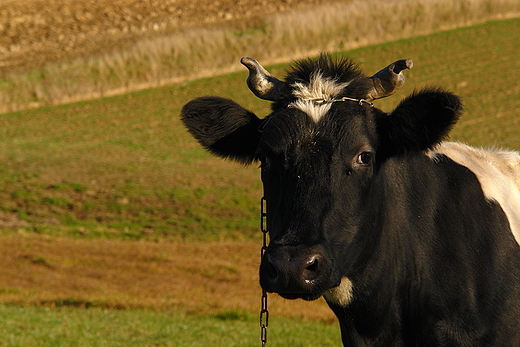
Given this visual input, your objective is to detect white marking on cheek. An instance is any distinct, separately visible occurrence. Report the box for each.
[428,142,520,245]
[323,276,354,306]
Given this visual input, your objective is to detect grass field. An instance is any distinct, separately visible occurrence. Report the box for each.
[1,18,519,241]
[0,18,519,346]
[0,305,340,347]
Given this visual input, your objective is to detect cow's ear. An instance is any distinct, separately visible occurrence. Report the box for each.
[376,88,463,157]
[181,96,262,164]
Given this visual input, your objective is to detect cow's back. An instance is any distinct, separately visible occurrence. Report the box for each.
[428,141,520,245]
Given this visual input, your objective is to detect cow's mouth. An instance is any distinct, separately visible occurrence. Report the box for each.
[274,280,342,301]
[276,291,323,301]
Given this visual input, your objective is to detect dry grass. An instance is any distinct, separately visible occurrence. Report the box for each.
[0,234,336,321]
[0,0,328,77]
[0,0,519,112]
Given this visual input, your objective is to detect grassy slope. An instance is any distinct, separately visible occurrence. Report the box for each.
[0,74,265,241]
[0,18,519,242]
[0,19,520,346]
[0,234,336,320]
[350,19,520,149]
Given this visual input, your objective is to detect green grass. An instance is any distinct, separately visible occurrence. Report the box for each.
[347,18,520,149]
[0,18,519,241]
[0,75,264,241]
[0,305,340,347]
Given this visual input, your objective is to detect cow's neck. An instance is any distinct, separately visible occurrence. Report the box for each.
[326,155,439,344]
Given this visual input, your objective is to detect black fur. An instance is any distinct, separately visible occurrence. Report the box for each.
[285,55,369,93]
[377,87,463,157]
[271,55,372,110]
[180,96,262,164]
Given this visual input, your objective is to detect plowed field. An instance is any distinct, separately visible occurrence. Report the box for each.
[0,0,331,78]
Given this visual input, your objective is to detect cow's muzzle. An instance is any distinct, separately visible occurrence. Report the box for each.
[260,248,333,300]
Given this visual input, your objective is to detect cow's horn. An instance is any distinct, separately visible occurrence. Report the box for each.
[367,59,413,101]
[241,57,288,101]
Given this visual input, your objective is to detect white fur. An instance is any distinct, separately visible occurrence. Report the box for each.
[323,276,354,306]
[290,72,351,122]
[427,142,520,245]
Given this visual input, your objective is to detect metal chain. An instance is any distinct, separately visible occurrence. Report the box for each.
[289,96,374,108]
[260,197,269,347]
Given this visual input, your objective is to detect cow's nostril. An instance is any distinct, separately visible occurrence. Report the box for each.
[302,255,320,283]
[261,251,327,294]
[264,254,279,282]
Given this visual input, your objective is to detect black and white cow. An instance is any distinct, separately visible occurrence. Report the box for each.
[181,55,520,346]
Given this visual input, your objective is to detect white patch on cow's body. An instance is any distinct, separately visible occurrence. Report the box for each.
[290,72,352,122]
[427,141,520,245]
[323,276,354,306]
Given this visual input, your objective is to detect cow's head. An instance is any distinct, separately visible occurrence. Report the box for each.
[181,55,462,302]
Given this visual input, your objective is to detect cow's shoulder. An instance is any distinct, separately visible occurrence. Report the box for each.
[427,141,520,245]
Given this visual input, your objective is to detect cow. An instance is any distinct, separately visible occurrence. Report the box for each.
[180,54,520,346]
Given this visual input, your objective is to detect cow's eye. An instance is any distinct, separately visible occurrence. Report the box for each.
[356,152,373,165]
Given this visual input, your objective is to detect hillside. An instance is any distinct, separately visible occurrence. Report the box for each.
[0,0,518,112]
[0,20,519,321]
[1,18,519,241]
[0,0,332,78]
[0,15,519,346]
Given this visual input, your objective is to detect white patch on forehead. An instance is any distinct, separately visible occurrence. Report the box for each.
[290,72,352,122]
[323,276,353,306]
[427,142,520,245]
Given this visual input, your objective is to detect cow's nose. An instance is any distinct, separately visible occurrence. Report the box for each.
[261,253,324,294]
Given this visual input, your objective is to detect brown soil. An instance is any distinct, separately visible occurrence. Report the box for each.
[0,0,333,78]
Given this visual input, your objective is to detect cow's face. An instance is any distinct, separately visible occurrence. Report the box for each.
[257,98,379,300]
[181,55,462,302]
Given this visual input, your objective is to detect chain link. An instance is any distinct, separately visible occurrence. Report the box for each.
[260,197,269,347]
